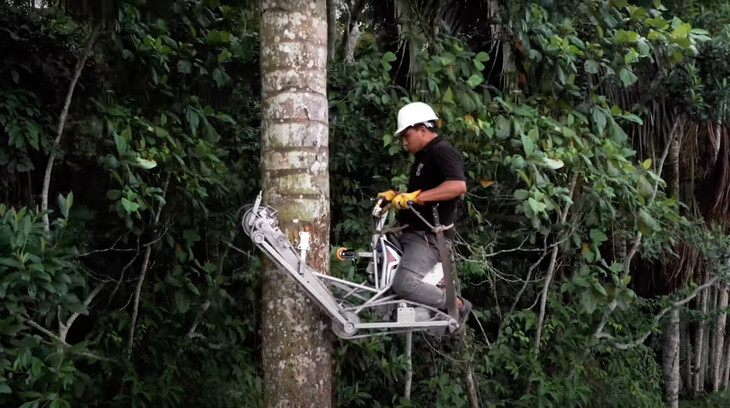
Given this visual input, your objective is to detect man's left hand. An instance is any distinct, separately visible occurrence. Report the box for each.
[392,190,422,209]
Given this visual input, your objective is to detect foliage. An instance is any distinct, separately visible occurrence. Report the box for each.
[4,0,730,407]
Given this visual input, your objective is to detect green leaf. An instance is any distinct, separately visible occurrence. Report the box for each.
[121,198,139,213]
[672,23,692,39]
[212,68,230,87]
[590,229,608,244]
[443,87,454,103]
[585,60,600,74]
[0,383,10,394]
[528,197,546,213]
[638,209,661,234]
[115,130,129,156]
[637,175,654,198]
[183,228,200,244]
[641,158,653,170]
[382,51,396,62]
[495,116,510,139]
[521,133,534,157]
[619,68,638,86]
[439,53,455,66]
[133,157,157,170]
[467,74,483,88]
[542,157,564,169]
[581,290,598,314]
[217,49,232,64]
[177,60,192,74]
[592,281,608,297]
[186,108,200,136]
[475,51,489,62]
[614,29,638,43]
[175,291,190,313]
[592,107,607,135]
[186,282,200,296]
[624,48,639,65]
[57,193,68,219]
[514,189,529,200]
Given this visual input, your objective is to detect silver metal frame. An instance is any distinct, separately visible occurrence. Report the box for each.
[242,192,459,339]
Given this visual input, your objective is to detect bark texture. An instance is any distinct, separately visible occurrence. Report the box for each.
[663,307,680,408]
[713,284,728,391]
[260,1,332,407]
[692,284,708,395]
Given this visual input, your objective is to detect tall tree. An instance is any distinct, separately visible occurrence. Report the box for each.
[259,0,332,407]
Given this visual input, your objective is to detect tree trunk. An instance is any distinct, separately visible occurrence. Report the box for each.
[339,0,365,63]
[702,286,716,390]
[721,328,730,391]
[692,285,708,395]
[681,318,691,393]
[260,1,332,407]
[713,283,728,391]
[663,307,680,408]
[326,0,336,59]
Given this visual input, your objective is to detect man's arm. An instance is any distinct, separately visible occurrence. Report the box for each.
[417,180,467,203]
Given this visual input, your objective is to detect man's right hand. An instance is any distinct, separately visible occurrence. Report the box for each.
[377,190,397,202]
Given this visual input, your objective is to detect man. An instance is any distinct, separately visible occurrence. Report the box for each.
[378,101,471,326]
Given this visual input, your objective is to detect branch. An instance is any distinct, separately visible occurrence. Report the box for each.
[42,23,100,233]
[186,300,211,339]
[594,277,720,350]
[22,317,113,362]
[595,117,683,336]
[509,234,550,315]
[533,173,579,351]
[58,283,106,342]
[126,175,170,357]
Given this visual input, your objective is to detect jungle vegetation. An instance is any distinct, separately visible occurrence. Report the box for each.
[3,0,730,407]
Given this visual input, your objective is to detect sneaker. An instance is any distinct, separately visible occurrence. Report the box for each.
[457,297,472,328]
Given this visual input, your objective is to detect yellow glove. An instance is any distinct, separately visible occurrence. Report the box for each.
[377,189,398,202]
[392,190,422,210]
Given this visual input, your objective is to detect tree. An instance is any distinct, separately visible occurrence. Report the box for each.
[259,1,333,407]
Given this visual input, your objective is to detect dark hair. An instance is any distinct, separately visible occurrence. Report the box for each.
[421,120,437,131]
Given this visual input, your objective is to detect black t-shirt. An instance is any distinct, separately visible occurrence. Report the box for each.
[396,136,465,238]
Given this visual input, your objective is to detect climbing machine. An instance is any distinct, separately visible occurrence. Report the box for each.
[241,192,462,339]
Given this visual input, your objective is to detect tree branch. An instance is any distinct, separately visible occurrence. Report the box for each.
[126,175,170,357]
[594,117,683,339]
[594,277,720,350]
[42,23,100,233]
[22,316,113,361]
[58,283,106,342]
[533,173,579,351]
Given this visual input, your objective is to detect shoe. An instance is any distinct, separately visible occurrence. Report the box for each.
[458,298,472,325]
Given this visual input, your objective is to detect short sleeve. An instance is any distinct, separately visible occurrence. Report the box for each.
[436,145,465,181]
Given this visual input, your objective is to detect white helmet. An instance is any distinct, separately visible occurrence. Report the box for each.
[394,102,439,136]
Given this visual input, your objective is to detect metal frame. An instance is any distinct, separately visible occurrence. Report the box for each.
[242,192,460,339]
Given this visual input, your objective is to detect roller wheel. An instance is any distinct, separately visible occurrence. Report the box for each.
[332,311,359,338]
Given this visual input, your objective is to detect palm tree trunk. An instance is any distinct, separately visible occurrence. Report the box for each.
[260,1,332,407]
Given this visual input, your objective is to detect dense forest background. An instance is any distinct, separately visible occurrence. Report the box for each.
[3,0,730,407]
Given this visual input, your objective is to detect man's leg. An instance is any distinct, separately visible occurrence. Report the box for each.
[391,231,447,309]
